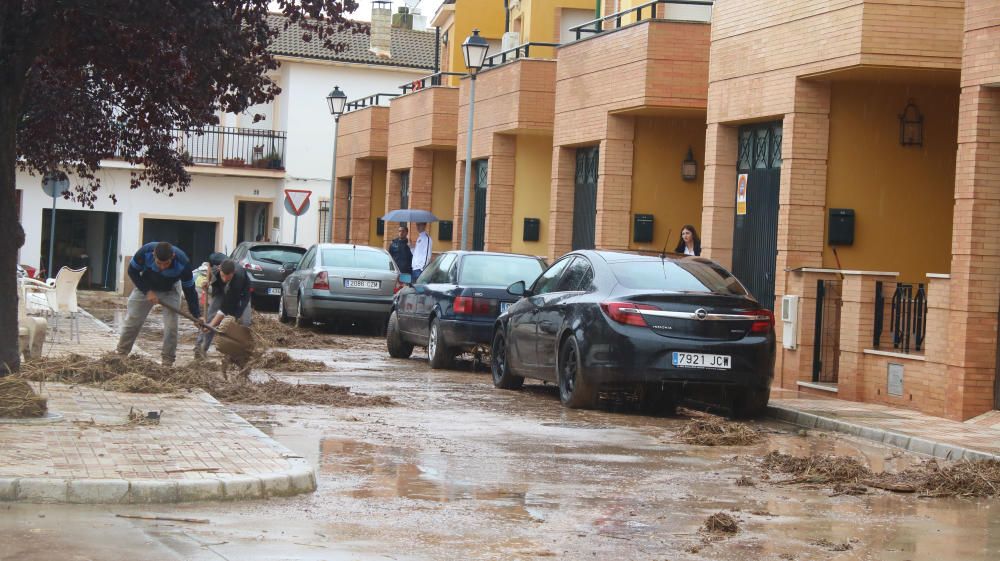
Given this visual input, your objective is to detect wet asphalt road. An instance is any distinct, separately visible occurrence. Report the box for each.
[2,326,998,561]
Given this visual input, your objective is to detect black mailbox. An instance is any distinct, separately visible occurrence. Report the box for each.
[633,214,654,243]
[523,218,541,242]
[828,208,855,246]
[438,220,453,242]
[376,218,385,236]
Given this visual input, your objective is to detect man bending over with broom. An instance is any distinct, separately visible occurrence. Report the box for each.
[117,241,202,366]
[195,259,251,359]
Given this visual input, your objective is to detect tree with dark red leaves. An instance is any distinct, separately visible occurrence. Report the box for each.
[0,1,361,374]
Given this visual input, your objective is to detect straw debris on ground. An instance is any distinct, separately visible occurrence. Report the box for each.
[253,312,342,349]
[760,451,1000,497]
[16,353,391,408]
[0,377,48,418]
[679,416,763,446]
[703,512,739,534]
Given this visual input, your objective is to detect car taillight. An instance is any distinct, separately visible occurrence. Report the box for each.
[600,302,659,327]
[243,262,263,272]
[454,296,492,315]
[313,271,330,291]
[744,309,774,334]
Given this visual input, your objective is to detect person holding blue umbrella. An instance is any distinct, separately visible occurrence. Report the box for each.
[411,222,432,281]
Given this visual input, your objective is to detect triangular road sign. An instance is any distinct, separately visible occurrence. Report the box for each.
[284,189,312,216]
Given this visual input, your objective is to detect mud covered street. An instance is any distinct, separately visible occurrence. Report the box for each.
[3,322,999,560]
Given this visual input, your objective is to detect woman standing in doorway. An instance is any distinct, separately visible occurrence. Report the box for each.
[674,224,701,256]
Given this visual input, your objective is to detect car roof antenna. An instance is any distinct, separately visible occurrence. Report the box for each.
[659,228,673,260]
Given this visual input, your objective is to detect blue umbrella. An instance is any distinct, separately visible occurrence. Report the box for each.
[382,209,439,223]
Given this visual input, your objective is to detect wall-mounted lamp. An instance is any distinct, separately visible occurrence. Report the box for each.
[681,147,698,181]
[899,99,923,147]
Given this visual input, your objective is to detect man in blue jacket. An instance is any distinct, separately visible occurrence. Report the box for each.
[116,241,202,366]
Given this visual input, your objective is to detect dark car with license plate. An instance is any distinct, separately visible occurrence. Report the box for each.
[387,251,546,369]
[231,242,306,307]
[490,251,776,417]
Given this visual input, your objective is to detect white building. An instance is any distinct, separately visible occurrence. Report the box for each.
[15,13,436,292]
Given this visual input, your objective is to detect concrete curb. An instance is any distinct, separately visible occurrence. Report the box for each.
[767,404,1000,462]
[0,391,317,504]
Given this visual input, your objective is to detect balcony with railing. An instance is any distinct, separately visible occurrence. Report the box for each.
[338,94,395,170]
[171,126,286,172]
[557,0,713,117]
[387,73,460,162]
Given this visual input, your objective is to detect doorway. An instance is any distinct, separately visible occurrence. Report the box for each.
[142,218,217,267]
[345,179,353,243]
[472,159,488,251]
[572,146,599,250]
[731,122,782,310]
[237,200,272,244]
[41,208,120,290]
[400,170,410,210]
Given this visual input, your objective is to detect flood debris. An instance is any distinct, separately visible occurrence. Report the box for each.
[811,538,853,551]
[254,351,326,372]
[703,512,739,534]
[0,377,47,418]
[127,407,161,426]
[253,312,342,349]
[679,415,762,446]
[16,353,391,408]
[735,476,756,487]
[760,451,1000,497]
[105,372,174,393]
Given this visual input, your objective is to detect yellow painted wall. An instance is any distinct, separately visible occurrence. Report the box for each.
[440,1,506,85]
[368,160,387,247]
[431,150,456,241]
[511,134,553,257]
[508,0,595,58]
[824,81,958,282]
[629,116,705,253]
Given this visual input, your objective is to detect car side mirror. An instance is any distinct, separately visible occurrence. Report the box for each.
[507,280,527,297]
[399,273,412,285]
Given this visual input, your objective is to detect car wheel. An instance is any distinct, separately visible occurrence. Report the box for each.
[730,387,770,419]
[558,336,597,409]
[491,329,524,390]
[639,385,677,416]
[295,292,312,328]
[386,311,413,359]
[278,295,291,324]
[427,317,453,369]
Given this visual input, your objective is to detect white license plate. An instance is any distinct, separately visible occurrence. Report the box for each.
[267,288,282,296]
[500,302,513,313]
[344,279,379,289]
[672,352,731,370]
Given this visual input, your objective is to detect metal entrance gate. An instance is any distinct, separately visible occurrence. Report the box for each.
[732,122,782,310]
[399,171,410,209]
[473,159,488,251]
[344,179,353,243]
[572,146,599,250]
[812,279,842,383]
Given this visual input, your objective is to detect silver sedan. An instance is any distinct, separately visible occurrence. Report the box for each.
[279,243,402,329]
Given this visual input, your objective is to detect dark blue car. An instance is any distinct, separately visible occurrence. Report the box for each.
[386,251,546,369]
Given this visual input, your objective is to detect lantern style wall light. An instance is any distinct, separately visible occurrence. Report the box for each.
[681,147,698,181]
[899,99,923,147]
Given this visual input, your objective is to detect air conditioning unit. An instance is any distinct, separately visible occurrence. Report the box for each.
[501,31,521,53]
[781,295,799,350]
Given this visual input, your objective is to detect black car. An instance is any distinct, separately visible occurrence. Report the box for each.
[387,251,546,369]
[490,251,775,417]
[230,242,306,307]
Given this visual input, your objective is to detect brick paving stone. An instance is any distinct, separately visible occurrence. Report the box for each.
[771,389,1000,460]
[0,306,315,503]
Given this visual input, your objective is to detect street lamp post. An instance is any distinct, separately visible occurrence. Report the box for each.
[459,29,490,251]
[326,86,348,243]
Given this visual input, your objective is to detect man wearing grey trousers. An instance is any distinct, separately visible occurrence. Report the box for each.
[116,241,202,366]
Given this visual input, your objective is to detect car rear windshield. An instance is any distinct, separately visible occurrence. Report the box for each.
[610,260,748,295]
[459,255,544,287]
[321,248,394,270]
[249,246,305,265]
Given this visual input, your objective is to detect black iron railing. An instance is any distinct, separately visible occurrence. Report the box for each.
[813,279,843,383]
[170,126,286,170]
[483,42,560,68]
[569,0,714,41]
[874,282,928,353]
[345,93,399,113]
[399,72,466,94]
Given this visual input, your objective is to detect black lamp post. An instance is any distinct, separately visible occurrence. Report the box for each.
[459,29,490,250]
[326,86,347,242]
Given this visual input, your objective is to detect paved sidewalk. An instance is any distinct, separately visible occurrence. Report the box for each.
[1,310,316,504]
[769,389,1000,461]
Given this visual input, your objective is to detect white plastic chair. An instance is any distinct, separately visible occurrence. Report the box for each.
[21,266,86,342]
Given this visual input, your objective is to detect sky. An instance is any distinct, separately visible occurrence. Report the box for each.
[337,0,446,26]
